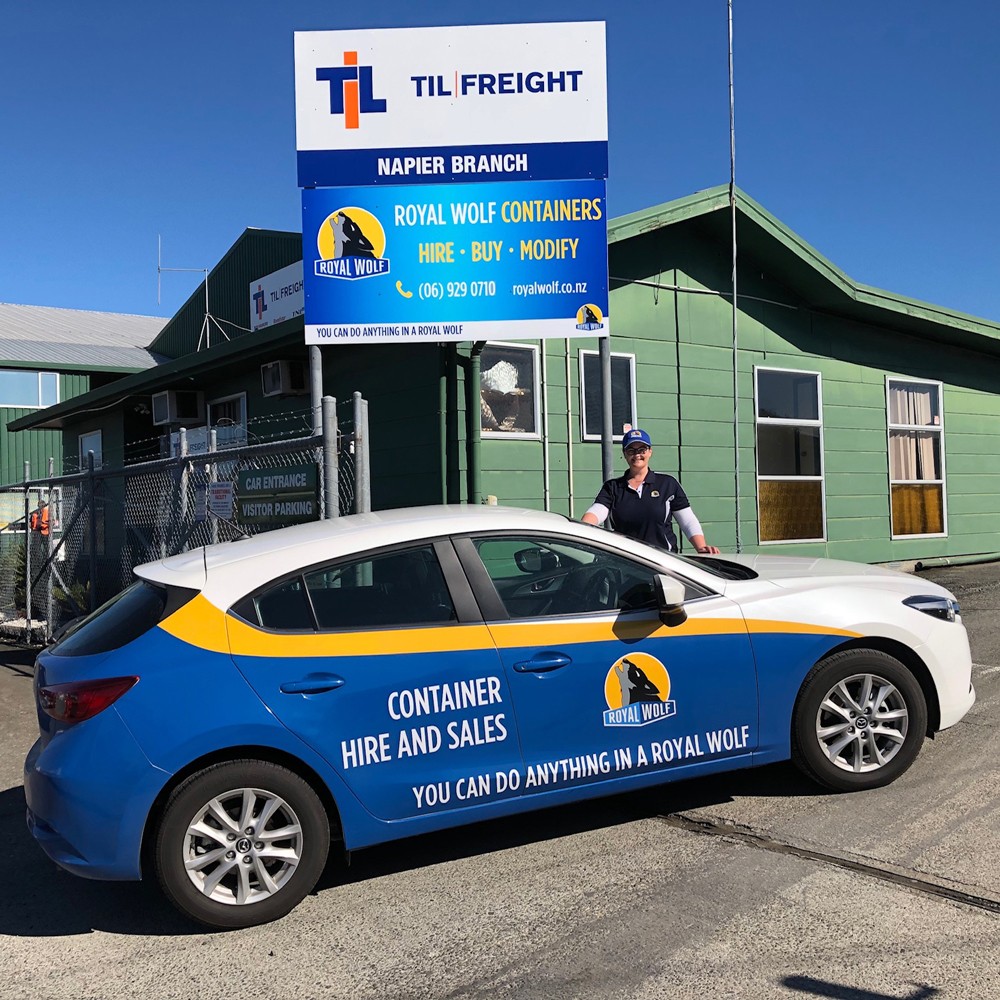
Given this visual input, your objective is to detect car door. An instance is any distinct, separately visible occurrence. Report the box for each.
[228,540,525,822]
[455,532,759,795]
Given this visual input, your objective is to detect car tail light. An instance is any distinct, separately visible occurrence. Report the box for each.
[37,676,139,723]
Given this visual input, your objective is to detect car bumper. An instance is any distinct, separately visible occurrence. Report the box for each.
[920,617,976,731]
[938,677,976,731]
[23,708,168,881]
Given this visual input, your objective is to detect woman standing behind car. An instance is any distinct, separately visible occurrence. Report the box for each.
[581,428,720,554]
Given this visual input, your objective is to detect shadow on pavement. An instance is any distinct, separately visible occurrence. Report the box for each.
[0,646,38,678]
[323,761,826,892]
[0,760,823,937]
[0,785,197,937]
[783,974,940,1000]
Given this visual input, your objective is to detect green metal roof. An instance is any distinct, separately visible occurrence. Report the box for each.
[149,228,303,359]
[7,318,303,431]
[609,184,1000,356]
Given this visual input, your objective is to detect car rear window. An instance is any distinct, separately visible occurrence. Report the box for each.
[51,581,195,656]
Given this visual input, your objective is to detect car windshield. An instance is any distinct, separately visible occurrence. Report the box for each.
[672,554,759,581]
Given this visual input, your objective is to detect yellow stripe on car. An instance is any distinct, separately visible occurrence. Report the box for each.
[159,594,859,658]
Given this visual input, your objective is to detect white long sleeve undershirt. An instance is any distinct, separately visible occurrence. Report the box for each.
[585,501,704,541]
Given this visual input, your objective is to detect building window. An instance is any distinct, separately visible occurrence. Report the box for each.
[579,350,637,441]
[887,378,945,537]
[0,370,59,408]
[79,430,103,470]
[480,343,539,438]
[208,393,248,448]
[755,368,825,543]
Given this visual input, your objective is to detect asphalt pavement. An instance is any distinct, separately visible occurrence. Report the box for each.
[1,563,998,1000]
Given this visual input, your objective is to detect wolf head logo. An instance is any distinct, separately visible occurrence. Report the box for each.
[613,656,663,706]
[328,211,377,259]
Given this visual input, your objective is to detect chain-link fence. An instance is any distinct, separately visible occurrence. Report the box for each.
[0,395,368,645]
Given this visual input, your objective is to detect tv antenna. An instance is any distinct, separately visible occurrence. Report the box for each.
[157,235,231,351]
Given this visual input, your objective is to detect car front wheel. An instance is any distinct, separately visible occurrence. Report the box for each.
[154,760,330,929]
[792,648,928,792]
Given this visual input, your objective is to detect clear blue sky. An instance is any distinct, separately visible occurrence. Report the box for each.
[3,2,999,322]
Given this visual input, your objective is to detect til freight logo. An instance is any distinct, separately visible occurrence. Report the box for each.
[314,207,391,280]
[316,51,387,128]
[252,284,267,321]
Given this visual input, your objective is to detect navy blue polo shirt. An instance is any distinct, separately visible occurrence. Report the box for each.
[595,470,691,551]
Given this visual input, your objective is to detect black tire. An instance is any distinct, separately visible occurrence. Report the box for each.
[791,648,927,792]
[154,760,330,929]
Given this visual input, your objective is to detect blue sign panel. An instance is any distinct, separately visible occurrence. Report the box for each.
[297,141,609,189]
[302,179,609,343]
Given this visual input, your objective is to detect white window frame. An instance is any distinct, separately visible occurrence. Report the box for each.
[78,429,103,470]
[578,349,637,442]
[479,341,542,441]
[208,392,248,448]
[886,376,947,539]
[0,369,60,409]
[754,366,826,544]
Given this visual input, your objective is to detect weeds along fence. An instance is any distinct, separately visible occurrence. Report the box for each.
[0,394,369,645]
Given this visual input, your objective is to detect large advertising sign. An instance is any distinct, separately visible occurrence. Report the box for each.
[302,178,608,343]
[294,21,607,187]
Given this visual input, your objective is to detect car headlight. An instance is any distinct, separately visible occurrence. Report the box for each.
[902,594,961,622]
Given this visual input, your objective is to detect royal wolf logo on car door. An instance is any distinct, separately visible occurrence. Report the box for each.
[472,534,758,795]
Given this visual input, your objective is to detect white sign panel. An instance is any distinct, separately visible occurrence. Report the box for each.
[250,261,305,332]
[294,21,607,187]
[208,483,234,519]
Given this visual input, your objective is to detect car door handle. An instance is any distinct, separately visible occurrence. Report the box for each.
[279,673,346,694]
[513,652,572,673]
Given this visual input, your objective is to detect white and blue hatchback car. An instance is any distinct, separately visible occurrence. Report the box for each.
[25,506,975,928]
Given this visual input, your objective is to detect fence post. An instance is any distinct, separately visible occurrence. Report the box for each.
[310,345,324,436]
[23,460,31,643]
[178,427,189,551]
[209,428,219,545]
[88,451,97,613]
[322,396,339,518]
[46,457,54,643]
[353,391,371,513]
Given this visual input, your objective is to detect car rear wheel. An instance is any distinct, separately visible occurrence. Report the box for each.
[792,649,927,792]
[154,760,330,928]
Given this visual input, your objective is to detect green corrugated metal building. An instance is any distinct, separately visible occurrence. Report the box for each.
[11,186,1000,564]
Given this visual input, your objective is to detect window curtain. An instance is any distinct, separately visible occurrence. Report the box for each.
[889,384,937,481]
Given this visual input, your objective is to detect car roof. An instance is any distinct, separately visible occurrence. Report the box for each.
[134,505,595,600]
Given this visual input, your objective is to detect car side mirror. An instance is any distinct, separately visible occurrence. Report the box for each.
[514,548,560,573]
[654,574,687,628]
[514,548,542,573]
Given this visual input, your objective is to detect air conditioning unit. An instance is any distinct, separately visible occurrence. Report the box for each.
[151,389,205,426]
[261,360,308,397]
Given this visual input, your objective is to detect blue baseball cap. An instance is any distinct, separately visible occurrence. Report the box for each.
[622,428,652,451]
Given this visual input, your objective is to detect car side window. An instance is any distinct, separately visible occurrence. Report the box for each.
[472,535,703,620]
[304,545,457,630]
[251,577,314,631]
[233,545,459,632]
